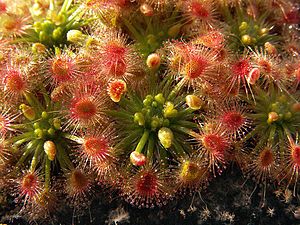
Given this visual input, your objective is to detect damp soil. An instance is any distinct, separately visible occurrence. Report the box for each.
[1,165,300,225]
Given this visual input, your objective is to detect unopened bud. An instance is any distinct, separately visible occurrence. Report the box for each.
[53,118,61,130]
[19,104,36,121]
[259,28,268,36]
[180,161,202,183]
[292,103,300,112]
[140,3,153,16]
[107,79,127,102]
[44,140,56,161]
[239,22,248,31]
[34,128,43,139]
[241,34,252,45]
[130,151,146,166]
[158,127,173,149]
[134,112,145,126]
[264,42,277,55]
[146,53,161,70]
[67,30,86,43]
[185,95,203,110]
[154,93,165,104]
[163,102,178,118]
[32,43,46,54]
[52,27,63,40]
[267,111,279,124]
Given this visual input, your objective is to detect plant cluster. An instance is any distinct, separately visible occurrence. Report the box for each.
[0,0,299,222]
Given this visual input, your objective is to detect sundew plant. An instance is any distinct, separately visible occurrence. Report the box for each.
[0,0,299,222]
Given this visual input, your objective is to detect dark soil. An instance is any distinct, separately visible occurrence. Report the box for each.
[1,165,300,225]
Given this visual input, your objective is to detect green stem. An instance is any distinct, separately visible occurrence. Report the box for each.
[170,125,192,136]
[172,138,186,157]
[105,110,133,120]
[176,120,198,129]
[135,130,150,153]
[9,124,31,130]
[167,78,185,101]
[62,133,83,143]
[15,140,39,169]
[282,124,293,144]
[56,143,74,172]
[122,18,144,43]
[45,158,51,191]
[66,6,85,29]
[60,0,73,14]
[6,131,34,145]
[176,108,194,118]
[147,134,154,161]
[12,137,33,148]
[23,91,43,112]
[30,142,43,172]
[267,126,276,145]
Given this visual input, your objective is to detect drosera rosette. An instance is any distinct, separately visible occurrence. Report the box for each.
[179,0,220,31]
[164,40,218,90]
[0,48,39,103]
[117,1,186,57]
[79,0,128,27]
[0,0,95,49]
[280,138,300,195]
[241,144,280,205]
[214,100,252,141]
[63,167,96,213]
[40,48,88,86]
[121,163,173,208]
[0,0,31,38]
[244,84,300,154]
[105,70,208,206]
[107,75,200,169]
[241,84,300,191]
[218,0,278,52]
[172,154,210,194]
[73,124,121,186]
[0,73,109,219]
[249,47,283,88]
[192,121,231,176]
[88,27,144,83]
[284,55,300,91]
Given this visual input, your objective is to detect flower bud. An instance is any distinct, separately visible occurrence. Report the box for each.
[67,30,86,44]
[185,95,203,110]
[107,79,127,102]
[146,53,161,70]
[180,161,203,183]
[134,112,145,126]
[32,43,46,54]
[130,151,146,166]
[259,28,268,36]
[154,93,165,104]
[158,127,173,149]
[264,42,277,55]
[163,102,178,118]
[241,34,252,45]
[52,27,63,40]
[267,111,279,124]
[19,104,36,121]
[292,103,300,112]
[44,140,56,161]
[239,22,248,31]
[140,3,153,16]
